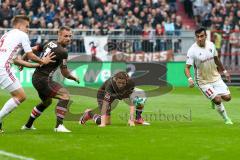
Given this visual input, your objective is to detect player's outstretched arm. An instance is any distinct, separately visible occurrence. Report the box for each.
[17,48,44,71]
[184,64,194,88]
[123,98,135,126]
[128,104,135,127]
[25,51,56,65]
[13,57,41,68]
[99,100,109,127]
[214,56,231,82]
[21,45,41,62]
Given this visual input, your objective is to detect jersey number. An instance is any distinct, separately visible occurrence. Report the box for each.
[40,42,57,58]
[205,88,214,97]
[41,47,51,58]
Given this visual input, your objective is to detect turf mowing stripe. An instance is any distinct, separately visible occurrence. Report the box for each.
[0,150,35,160]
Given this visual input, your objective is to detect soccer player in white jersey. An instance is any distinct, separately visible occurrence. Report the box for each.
[184,27,233,125]
[0,15,54,133]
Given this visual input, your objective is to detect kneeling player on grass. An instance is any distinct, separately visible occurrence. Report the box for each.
[22,26,79,132]
[79,71,149,127]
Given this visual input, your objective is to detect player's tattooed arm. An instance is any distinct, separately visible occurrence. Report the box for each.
[99,100,109,127]
[20,44,44,62]
[214,56,231,82]
[128,99,135,127]
[25,51,56,65]
[13,56,41,68]
[60,62,80,83]
[122,98,135,126]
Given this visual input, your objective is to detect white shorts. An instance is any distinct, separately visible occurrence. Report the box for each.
[198,78,230,100]
[130,88,146,100]
[0,68,22,93]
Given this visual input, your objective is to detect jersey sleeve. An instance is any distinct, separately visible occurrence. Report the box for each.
[21,32,32,53]
[186,49,194,65]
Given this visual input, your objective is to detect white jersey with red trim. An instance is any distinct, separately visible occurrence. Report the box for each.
[186,40,221,85]
[0,29,32,69]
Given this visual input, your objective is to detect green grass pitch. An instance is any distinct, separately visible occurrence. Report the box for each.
[0,87,239,160]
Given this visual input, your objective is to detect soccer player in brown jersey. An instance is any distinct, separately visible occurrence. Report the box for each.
[22,26,79,132]
[80,71,149,127]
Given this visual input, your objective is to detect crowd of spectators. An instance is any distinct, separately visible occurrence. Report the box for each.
[0,0,181,33]
[0,0,184,53]
[183,0,240,30]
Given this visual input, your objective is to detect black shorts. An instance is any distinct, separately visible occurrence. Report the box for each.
[32,74,63,101]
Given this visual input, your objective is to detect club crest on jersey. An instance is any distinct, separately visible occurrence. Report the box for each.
[209,49,212,53]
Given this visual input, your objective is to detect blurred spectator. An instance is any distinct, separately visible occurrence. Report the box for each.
[164,16,175,50]
[221,17,232,68]
[0,2,12,26]
[2,19,9,28]
[201,0,212,27]
[174,15,182,53]
[212,25,222,59]
[155,23,166,51]
[229,25,240,71]
[142,23,154,52]
[183,0,193,18]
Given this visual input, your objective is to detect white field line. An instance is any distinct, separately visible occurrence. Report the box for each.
[0,150,35,160]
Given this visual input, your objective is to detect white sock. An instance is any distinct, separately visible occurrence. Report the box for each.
[0,98,20,122]
[215,103,228,120]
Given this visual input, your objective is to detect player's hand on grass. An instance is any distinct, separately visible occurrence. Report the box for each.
[188,77,194,88]
[99,124,106,127]
[128,120,135,127]
[223,70,231,83]
[41,52,56,65]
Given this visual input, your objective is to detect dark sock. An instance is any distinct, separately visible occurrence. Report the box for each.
[0,122,2,130]
[136,110,142,119]
[25,117,35,128]
[55,99,69,128]
[136,106,143,119]
[56,117,63,128]
[93,114,101,125]
[25,103,48,128]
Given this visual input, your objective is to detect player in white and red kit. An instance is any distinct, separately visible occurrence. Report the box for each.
[0,15,54,133]
[185,27,232,124]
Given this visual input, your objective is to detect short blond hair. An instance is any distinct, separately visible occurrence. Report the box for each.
[12,15,30,26]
